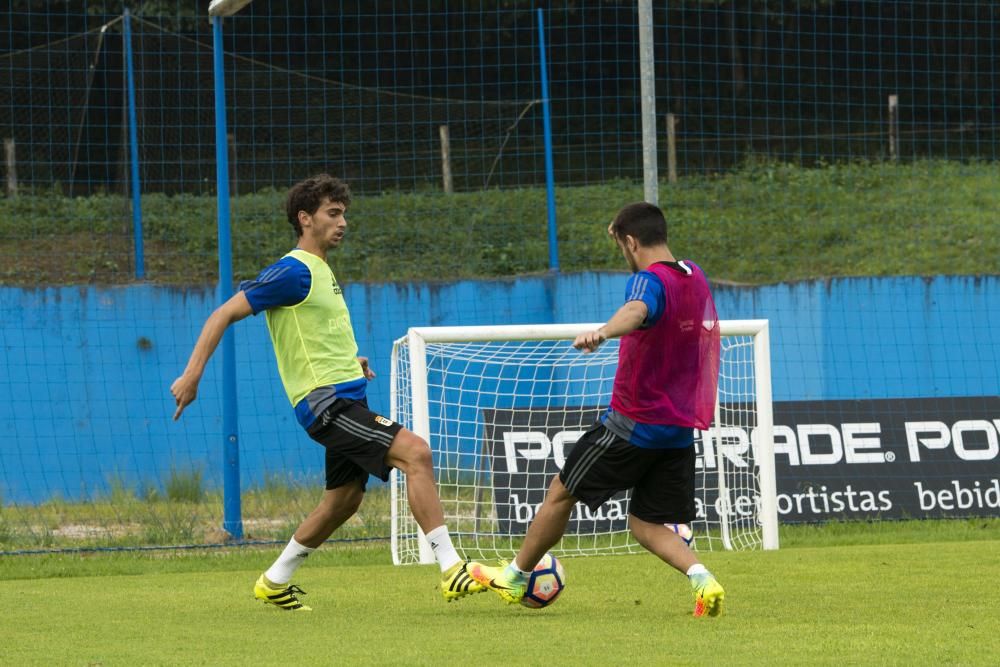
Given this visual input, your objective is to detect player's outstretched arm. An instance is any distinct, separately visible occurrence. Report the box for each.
[572,300,648,353]
[170,291,254,420]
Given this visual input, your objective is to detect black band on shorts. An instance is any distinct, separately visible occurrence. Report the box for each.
[306,398,403,490]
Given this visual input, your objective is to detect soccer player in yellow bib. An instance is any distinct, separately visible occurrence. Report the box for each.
[170,174,483,611]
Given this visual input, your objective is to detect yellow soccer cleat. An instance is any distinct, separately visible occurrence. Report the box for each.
[467,561,526,605]
[691,573,725,618]
[254,574,313,612]
[441,562,486,602]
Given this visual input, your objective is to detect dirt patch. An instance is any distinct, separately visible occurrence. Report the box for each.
[51,523,140,539]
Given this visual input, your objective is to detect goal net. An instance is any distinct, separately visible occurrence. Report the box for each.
[390,321,777,565]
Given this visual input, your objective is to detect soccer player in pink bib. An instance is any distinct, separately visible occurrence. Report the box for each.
[470,201,725,617]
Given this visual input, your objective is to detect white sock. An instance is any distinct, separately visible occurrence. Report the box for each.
[425,525,461,573]
[509,559,533,578]
[504,560,531,581]
[686,563,709,577]
[264,537,315,585]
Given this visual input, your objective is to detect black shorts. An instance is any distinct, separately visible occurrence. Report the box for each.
[305,398,403,491]
[558,421,696,524]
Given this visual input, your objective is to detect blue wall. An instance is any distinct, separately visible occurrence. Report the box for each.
[1,275,998,503]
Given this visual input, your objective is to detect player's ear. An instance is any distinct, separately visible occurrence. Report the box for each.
[298,209,311,229]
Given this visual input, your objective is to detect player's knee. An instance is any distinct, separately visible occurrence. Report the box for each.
[343,498,362,518]
[388,430,433,473]
[406,439,434,472]
[340,486,364,515]
[319,480,364,519]
[544,475,577,508]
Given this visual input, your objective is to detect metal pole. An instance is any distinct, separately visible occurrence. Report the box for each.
[123,9,144,279]
[638,0,658,205]
[212,15,242,540]
[537,8,559,272]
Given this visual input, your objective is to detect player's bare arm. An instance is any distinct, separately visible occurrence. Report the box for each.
[573,300,648,353]
[170,291,254,420]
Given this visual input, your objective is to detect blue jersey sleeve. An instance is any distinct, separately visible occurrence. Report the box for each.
[238,256,311,314]
[624,270,666,327]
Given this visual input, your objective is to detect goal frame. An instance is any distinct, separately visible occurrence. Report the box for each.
[390,320,778,565]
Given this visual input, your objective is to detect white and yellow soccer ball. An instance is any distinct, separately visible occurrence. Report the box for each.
[521,552,566,609]
[665,522,694,546]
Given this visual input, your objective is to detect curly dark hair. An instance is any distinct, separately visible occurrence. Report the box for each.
[285,174,352,236]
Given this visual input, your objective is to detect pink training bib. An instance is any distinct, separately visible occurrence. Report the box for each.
[610,261,720,430]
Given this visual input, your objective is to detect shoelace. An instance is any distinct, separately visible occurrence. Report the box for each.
[283,584,307,598]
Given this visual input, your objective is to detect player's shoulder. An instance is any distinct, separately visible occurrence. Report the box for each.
[677,259,701,275]
[625,269,665,313]
[626,269,662,291]
[250,253,310,284]
[630,266,661,282]
[268,252,310,273]
[239,253,312,312]
[647,259,700,277]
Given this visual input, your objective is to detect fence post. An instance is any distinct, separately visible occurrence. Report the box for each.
[123,8,144,279]
[227,133,237,196]
[438,125,453,194]
[536,8,559,272]
[211,14,243,541]
[888,94,899,161]
[4,138,15,196]
[666,113,678,183]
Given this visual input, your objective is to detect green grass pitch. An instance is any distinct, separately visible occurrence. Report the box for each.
[3,522,999,666]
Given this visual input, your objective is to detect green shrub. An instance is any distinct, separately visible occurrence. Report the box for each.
[1,159,997,286]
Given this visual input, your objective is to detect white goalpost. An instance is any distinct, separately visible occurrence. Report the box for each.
[390,320,778,565]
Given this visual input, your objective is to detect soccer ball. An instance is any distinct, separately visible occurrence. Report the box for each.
[521,552,566,609]
[665,522,694,547]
